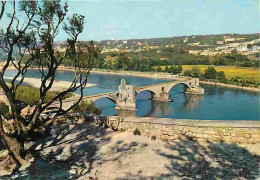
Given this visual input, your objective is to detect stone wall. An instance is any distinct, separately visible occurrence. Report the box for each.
[104,116,260,144]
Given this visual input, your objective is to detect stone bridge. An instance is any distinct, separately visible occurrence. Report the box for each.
[0,77,204,112]
[58,77,204,111]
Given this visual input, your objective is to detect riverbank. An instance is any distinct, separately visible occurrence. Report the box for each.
[4,77,96,91]
[200,80,260,92]
[2,63,259,92]
[89,69,260,92]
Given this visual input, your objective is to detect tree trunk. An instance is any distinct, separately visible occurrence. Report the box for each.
[0,118,25,171]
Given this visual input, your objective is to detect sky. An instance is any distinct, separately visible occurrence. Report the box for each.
[1,0,259,41]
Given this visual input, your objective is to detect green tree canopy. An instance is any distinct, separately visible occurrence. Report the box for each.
[204,66,217,79]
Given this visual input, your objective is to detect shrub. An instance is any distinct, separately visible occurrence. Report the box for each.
[190,67,201,77]
[183,70,192,77]
[204,66,217,79]
[217,71,226,81]
[183,67,201,78]
[157,67,162,72]
[168,65,183,74]
[165,66,169,72]
[133,128,141,135]
[168,66,175,74]
[72,100,101,115]
[15,86,73,106]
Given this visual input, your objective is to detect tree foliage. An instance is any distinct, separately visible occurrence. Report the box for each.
[72,100,101,115]
[204,66,217,79]
[0,1,100,171]
[217,71,226,81]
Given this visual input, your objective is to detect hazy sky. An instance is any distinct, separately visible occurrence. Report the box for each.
[1,0,259,41]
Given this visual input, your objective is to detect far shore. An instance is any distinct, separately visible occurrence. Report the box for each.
[2,64,260,92]
[200,81,260,92]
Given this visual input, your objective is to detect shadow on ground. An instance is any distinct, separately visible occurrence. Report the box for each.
[0,117,113,180]
[1,120,260,180]
[117,136,260,180]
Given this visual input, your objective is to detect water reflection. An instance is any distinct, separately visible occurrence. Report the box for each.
[184,95,204,110]
[116,110,136,117]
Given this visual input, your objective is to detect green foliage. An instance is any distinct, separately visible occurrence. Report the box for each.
[165,66,169,72]
[183,67,201,78]
[72,100,101,115]
[183,70,192,77]
[60,34,258,71]
[15,86,73,106]
[0,102,10,118]
[204,66,217,79]
[157,66,162,72]
[217,71,226,81]
[166,65,182,74]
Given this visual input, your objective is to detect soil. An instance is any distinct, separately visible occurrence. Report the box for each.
[0,119,259,179]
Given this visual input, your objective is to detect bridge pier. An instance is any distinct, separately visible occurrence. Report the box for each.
[152,92,171,102]
[115,79,136,111]
[185,85,204,95]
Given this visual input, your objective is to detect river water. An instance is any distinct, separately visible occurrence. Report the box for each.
[5,69,260,120]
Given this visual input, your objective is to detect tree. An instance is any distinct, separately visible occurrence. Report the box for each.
[183,67,201,78]
[169,66,175,74]
[217,71,226,81]
[117,53,128,70]
[0,1,5,20]
[204,66,217,79]
[164,66,169,72]
[176,65,183,74]
[157,66,162,72]
[214,57,226,66]
[0,1,101,171]
[167,65,182,74]
[72,100,101,115]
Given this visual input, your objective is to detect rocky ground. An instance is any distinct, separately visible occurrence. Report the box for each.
[0,119,260,180]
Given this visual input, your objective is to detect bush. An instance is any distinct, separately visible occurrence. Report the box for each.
[183,70,192,77]
[72,100,101,115]
[15,86,73,106]
[165,66,169,72]
[217,71,226,81]
[204,66,217,79]
[183,67,201,78]
[157,66,162,72]
[133,128,141,135]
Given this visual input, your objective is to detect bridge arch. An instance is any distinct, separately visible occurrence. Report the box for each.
[165,82,192,94]
[136,89,157,99]
[91,96,117,104]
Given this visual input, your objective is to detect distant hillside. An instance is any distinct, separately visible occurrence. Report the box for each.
[94,33,259,49]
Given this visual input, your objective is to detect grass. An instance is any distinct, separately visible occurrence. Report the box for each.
[159,65,260,82]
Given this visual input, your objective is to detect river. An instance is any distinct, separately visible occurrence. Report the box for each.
[5,69,260,120]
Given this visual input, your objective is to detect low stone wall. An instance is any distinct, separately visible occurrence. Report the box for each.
[105,116,260,144]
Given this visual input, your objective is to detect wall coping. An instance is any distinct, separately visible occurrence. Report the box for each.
[108,116,260,128]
